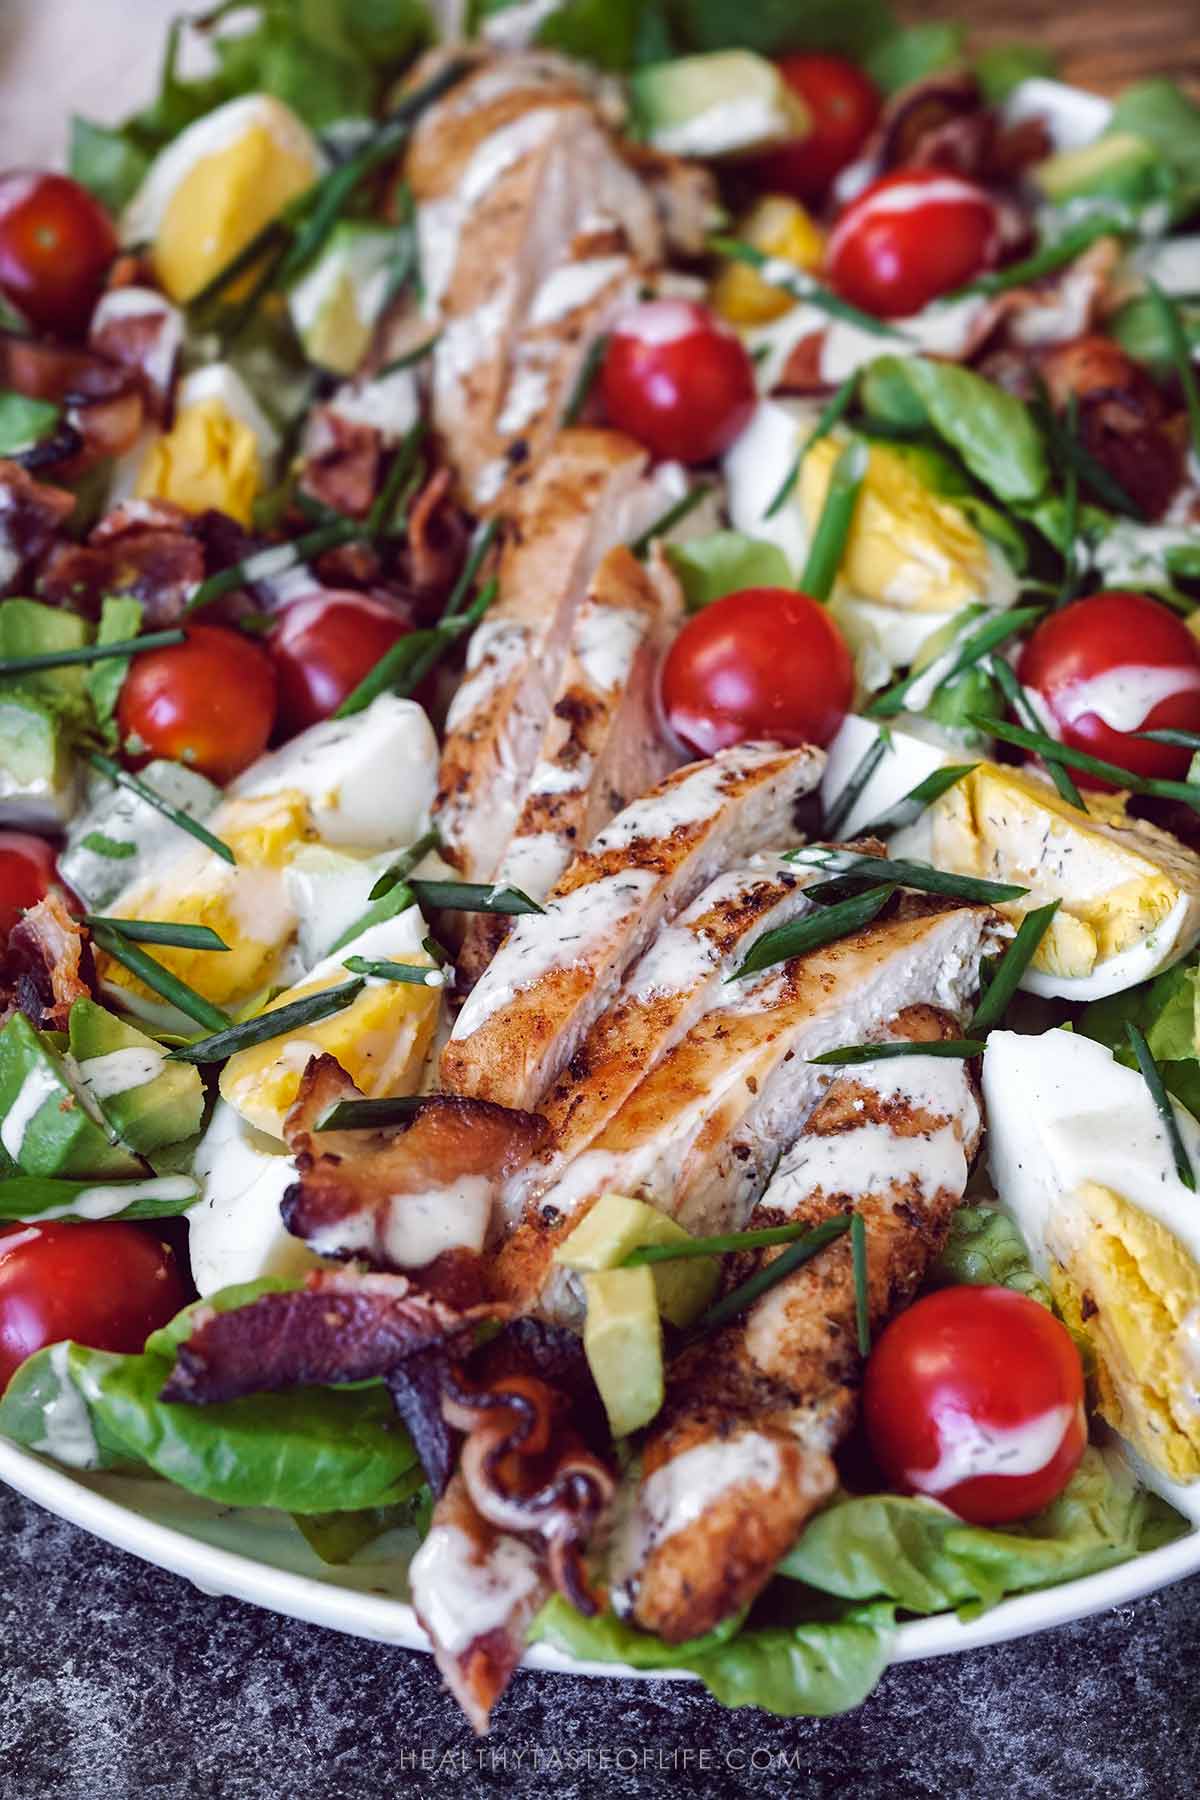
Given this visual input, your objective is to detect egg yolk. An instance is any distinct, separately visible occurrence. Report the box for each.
[137,398,262,526]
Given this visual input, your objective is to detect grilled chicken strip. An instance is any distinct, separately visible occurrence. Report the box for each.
[457,545,684,986]
[405,51,661,510]
[611,1006,983,1644]
[432,428,655,895]
[497,905,994,1321]
[441,741,825,1112]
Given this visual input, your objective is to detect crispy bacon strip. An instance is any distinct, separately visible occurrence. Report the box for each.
[1041,333,1185,519]
[300,409,382,519]
[2,893,95,1030]
[0,459,74,594]
[281,1055,549,1279]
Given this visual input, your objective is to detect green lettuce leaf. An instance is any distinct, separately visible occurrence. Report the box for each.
[68,118,150,215]
[865,22,963,95]
[531,1595,896,1716]
[669,0,896,59]
[1110,296,1200,377]
[974,43,1057,101]
[778,1448,1186,1618]
[927,1203,1053,1309]
[667,531,793,610]
[1107,81,1200,223]
[860,358,1049,506]
[1079,958,1200,1116]
[85,596,142,749]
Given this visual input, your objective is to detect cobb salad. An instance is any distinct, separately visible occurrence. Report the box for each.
[2,0,1200,1733]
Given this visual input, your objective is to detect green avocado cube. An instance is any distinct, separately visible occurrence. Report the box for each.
[631,50,808,160]
[1033,132,1160,209]
[583,1266,664,1439]
[0,1012,143,1178]
[0,690,80,830]
[68,998,203,1156]
[555,1191,719,1327]
[0,599,90,704]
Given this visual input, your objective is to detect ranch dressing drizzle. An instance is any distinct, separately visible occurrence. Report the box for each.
[1,1062,62,1160]
[571,604,647,695]
[1056,665,1200,734]
[409,1523,542,1654]
[76,1046,167,1100]
[37,1174,199,1223]
[418,108,561,315]
[908,1403,1079,1496]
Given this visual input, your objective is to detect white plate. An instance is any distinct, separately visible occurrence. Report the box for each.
[3,1435,1198,1679]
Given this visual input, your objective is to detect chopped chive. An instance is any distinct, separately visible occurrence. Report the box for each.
[409,878,544,917]
[80,831,136,860]
[1137,728,1200,750]
[967,900,1061,1033]
[731,883,894,980]
[790,847,1027,905]
[314,1096,426,1132]
[184,518,362,615]
[187,216,291,313]
[975,715,1200,814]
[167,977,366,1064]
[422,933,452,967]
[1056,393,1080,609]
[822,727,891,839]
[851,1212,870,1355]
[88,753,236,865]
[441,517,501,623]
[810,1039,986,1066]
[866,606,1045,719]
[764,375,857,520]
[709,237,908,340]
[631,485,713,560]
[343,955,446,988]
[366,419,427,537]
[334,626,444,718]
[856,762,978,837]
[85,917,230,952]
[1126,1021,1195,1191]
[987,657,1085,808]
[1033,379,1145,519]
[0,629,183,677]
[624,1217,850,1264]
[951,217,1119,299]
[377,334,441,378]
[1148,279,1200,460]
[561,333,609,427]
[799,438,867,602]
[684,1215,852,1342]
[368,828,441,901]
[91,924,232,1034]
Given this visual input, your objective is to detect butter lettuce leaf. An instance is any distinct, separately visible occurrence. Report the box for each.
[1079,958,1200,1117]
[531,1594,895,1716]
[860,358,1049,507]
[927,1203,1053,1309]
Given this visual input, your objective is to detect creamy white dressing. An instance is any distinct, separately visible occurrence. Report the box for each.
[444,620,530,732]
[76,1045,167,1100]
[908,1403,1079,1496]
[610,1434,782,1611]
[418,108,561,315]
[528,762,589,796]
[615,298,700,346]
[409,1523,542,1655]
[590,754,758,852]
[497,829,570,902]
[437,287,514,381]
[1057,665,1200,733]
[471,458,509,507]
[528,255,630,325]
[32,1342,99,1469]
[650,94,787,159]
[39,1173,199,1223]
[572,603,647,694]
[329,367,419,441]
[90,286,182,395]
[1081,519,1199,587]
[495,361,551,435]
[1,1061,62,1160]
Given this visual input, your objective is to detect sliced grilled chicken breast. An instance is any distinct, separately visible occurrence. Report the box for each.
[405,51,660,509]
[497,906,993,1321]
[613,1005,983,1644]
[409,1472,549,1735]
[441,741,825,1111]
[457,545,683,985]
[433,429,653,891]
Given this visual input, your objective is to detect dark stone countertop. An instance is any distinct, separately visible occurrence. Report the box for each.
[2,1483,1198,1800]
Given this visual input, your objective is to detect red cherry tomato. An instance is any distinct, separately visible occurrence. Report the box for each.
[601,300,756,464]
[0,171,118,338]
[755,54,881,202]
[0,1222,189,1393]
[826,167,1000,318]
[0,831,56,943]
[117,623,277,785]
[269,591,413,736]
[661,586,853,756]
[863,1285,1086,1525]
[1017,591,1200,789]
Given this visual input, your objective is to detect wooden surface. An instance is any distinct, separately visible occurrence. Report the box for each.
[908,0,1200,94]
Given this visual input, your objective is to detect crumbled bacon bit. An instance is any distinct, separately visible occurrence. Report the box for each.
[300,409,382,519]
[2,893,95,1030]
[0,460,75,595]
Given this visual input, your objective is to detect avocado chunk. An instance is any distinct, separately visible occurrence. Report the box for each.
[1033,131,1160,209]
[0,1012,144,1178]
[289,221,400,375]
[68,998,203,1156]
[582,1265,663,1439]
[59,757,221,909]
[0,599,90,705]
[556,1191,719,1327]
[0,689,80,830]
[632,50,808,160]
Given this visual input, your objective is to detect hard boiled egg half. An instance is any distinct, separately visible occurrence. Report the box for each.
[122,94,325,303]
[984,1027,1200,1521]
[894,761,1200,1000]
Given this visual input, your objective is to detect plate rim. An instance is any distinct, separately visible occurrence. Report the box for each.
[3,1434,1197,1682]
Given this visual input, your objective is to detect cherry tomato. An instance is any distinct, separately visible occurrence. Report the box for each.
[117,623,277,785]
[863,1285,1086,1525]
[1016,592,1200,789]
[661,586,853,756]
[826,167,1000,318]
[0,831,56,943]
[0,171,118,338]
[269,591,413,736]
[755,54,881,202]
[0,1222,189,1393]
[600,300,756,464]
